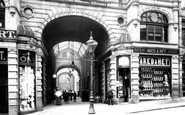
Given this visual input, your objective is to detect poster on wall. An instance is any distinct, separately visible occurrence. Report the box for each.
[19,50,35,112]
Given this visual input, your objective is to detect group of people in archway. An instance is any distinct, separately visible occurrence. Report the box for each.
[62,90,77,103]
[54,88,78,105]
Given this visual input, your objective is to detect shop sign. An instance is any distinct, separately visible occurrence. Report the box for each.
[133,47,179,54]
[19,50,35,64]
[139,56,170,66]
[0,48,7,62]
[0,29,16,38]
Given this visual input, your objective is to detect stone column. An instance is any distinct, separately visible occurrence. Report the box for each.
[171,55,179,98]
[109,56,117,103]
[8,47,19,115]
[35,50,43,111]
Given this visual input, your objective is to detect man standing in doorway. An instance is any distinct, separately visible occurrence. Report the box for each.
[123,75,130,102]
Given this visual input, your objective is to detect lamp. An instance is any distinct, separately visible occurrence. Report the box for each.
[86,31,98,114]
[9,7,16,16]
[53,74,57,78]
[86,31,98,53]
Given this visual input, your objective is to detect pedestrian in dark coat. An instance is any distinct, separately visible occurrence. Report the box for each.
[73,91,77,102]
[107,89,114,105]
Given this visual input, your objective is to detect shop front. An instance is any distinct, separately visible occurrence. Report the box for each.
[139,56,171,99]
[16,24,41,114]
[133,47,179,100]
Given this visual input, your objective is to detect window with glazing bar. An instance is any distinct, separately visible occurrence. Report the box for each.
[140,11,168,42]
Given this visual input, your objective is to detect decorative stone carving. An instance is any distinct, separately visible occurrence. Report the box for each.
[22,5,34,19]
[172,55,179,60]
[8,48,17,52]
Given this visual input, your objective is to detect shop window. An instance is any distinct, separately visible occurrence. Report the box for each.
[0,0,5,28]
[19,50,36,112]
[140,11,168,42]
[182,21,185,96]
[182,59,185,96]
[139,56,171,97]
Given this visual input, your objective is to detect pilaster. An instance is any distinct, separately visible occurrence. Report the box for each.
[8,47,18,115]
[35,51,43,111]
[130,53,139,103]
[172,55,179,97]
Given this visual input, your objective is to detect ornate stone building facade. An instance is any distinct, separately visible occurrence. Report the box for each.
[0,0,184,115]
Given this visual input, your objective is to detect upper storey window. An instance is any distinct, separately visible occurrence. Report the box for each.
[0,0,5,28]
[140,11,168,42]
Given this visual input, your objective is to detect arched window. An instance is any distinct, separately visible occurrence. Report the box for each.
[140,11,168,42]
[0,0,5,28]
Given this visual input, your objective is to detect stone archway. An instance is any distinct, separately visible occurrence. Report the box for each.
[34,9,116,46]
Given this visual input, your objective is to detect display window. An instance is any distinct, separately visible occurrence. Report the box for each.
[139,56,171,97]
[18,50,35,112]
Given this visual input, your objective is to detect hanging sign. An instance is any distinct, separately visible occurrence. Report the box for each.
[0,30,16,38]
[19,50,35,64]
[0,48,7,62]
[139,56,170,66]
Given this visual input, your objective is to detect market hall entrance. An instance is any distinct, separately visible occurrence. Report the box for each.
[0,64,8,114]
[42,15,109,105]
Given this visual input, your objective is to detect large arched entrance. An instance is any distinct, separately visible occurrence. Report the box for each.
[41,15,109,105]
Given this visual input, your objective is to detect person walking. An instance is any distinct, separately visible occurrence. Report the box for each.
[107,89,114,105]
[73,91,77,102]
[54,88,62,105]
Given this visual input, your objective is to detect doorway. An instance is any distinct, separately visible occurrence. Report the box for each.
[0,64,8,114]
[117,68,130,102]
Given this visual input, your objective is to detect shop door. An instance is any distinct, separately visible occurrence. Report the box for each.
[0,64,8,114]
[118,68,130,102]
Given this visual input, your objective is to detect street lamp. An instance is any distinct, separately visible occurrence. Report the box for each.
[86,31,98,114]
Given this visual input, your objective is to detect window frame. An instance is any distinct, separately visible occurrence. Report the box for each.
[140,11,168,43]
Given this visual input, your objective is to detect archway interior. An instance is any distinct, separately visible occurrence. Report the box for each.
[42,15,109,104]
[42,16,109,58]
[56,68,79,92]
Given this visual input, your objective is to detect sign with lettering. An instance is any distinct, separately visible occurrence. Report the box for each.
[19,50,35,65]
[139,56,170,66]
[0,30,16,38]
[133,47,179,54]
[0,48,7,62]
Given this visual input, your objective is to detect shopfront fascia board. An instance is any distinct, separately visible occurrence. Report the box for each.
[133,47,179,55]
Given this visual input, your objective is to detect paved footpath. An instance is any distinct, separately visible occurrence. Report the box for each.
[26,97,185,115]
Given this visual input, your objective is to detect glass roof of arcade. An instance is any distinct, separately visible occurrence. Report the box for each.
[52,41,87,57]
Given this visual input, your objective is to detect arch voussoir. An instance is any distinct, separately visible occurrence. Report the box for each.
[37,8,112,42]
